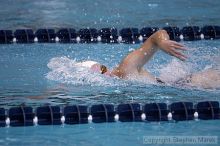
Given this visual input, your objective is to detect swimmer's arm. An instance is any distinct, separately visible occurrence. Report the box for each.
[139,68,157,81]
[115,30,160,71]
[149,30,187,61]
[112,30,187,77]
[122,30,187,69]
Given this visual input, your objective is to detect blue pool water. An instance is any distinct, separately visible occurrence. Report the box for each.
[0,41,220,107]
[0,0,220,146]
[0,121,220,146]
[1,0,220,29]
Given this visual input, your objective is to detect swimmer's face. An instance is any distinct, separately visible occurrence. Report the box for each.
[90,64,110,75]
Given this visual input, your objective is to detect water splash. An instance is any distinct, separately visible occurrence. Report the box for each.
[46,56,137,87]
[148,3,158,8]
[46,56,159,87]
[159,59,192,83]
[46,56,111,86]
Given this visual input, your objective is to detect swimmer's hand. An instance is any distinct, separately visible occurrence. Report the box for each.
[151,30,187,61]
[158,40,187,61]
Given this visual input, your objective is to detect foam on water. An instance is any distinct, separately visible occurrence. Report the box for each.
[159,59,192,83]
[46,56,112,86]
[46,56,163,87]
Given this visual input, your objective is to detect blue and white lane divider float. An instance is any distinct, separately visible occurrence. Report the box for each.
[0,101,219,127]
[0,25,220,44]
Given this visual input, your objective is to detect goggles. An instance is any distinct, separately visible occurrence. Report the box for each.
[100,65,108,74]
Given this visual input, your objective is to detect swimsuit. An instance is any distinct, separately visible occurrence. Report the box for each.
[174,75,193,86]
[155,75,193,85]
[156,77,165,84]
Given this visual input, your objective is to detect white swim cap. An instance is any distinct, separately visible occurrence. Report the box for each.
[76,61,98,68]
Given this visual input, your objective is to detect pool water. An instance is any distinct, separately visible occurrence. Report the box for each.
[0,40,220,146]
[0,41,220,107]
[0,121,220,146]
[0,0,220,146]
[1,0,220,29]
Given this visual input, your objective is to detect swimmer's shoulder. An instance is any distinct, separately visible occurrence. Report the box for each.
[110,67,125,78]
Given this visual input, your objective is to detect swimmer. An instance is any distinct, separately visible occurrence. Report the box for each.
[82,30,220,89]
[28,30,219,100]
